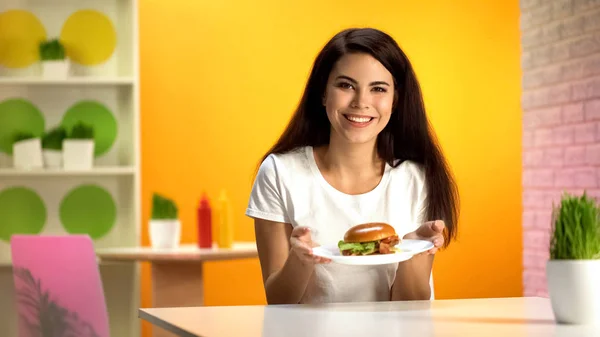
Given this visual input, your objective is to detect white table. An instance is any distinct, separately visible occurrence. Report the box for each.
[97,242,258,337]
[138,297,599,336]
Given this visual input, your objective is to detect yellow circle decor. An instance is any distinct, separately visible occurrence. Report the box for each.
[60,10,117,66]
[0,10,47,68]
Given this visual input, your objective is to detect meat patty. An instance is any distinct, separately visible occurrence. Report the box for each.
[379,235,400,254]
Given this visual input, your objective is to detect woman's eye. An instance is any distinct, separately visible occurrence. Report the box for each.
[337,82,354,89]
[372,87,387,93]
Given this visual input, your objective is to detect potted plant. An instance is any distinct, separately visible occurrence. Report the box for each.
[62,122,95,170]
[546,191,600,324]
[39,38,69,79]
[149,193,181,249]
[12,132,43,170]
[41,126,66,168]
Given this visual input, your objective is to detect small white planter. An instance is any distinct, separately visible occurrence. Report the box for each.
[42,60,69,79]
[13,138,43,170]
[42,149,62,168]
[149,219,181,249]
[62,139,94,170]
[547,260,600,324]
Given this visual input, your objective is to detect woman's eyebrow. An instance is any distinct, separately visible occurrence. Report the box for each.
[336,75,390,86]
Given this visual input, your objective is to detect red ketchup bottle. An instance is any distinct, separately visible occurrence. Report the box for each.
[197,193,213,248]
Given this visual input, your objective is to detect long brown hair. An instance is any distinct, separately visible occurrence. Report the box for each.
[258,28,460,247]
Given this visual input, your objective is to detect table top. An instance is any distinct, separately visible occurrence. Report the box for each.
[96,242,257,262]
[139,297,599,337]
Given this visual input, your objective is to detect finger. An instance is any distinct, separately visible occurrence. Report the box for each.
[293,228,314,243]
[432,220,445,233]
[314,256,330,264]
[292,226,311,237]
[415,247,438,256]
[301,244,314,256]
[292,240,313,255]
[422,220,444,233]
[418,222,436,237]
[418,249,435,256]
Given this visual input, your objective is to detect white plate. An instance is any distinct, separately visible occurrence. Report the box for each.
[312,239,434,265]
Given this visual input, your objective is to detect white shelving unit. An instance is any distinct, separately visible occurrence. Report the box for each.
[0,166,136,176]
[0,77,135,85]
[0,0,141,337]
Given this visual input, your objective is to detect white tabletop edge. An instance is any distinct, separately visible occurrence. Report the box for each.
[95,242,258,262]
[136,297,593,337]
[139,309,200,337]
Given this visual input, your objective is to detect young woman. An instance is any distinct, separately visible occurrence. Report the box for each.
[246,27,460,305]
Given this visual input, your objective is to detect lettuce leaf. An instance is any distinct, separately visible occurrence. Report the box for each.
[338,240,377,255]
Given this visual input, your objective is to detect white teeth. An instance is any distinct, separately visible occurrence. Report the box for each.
[346,116,371,123]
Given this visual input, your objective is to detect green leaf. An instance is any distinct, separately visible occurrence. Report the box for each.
[42,126,67,150]
[338,240,377,255]
[12,131,35,144]
[39,39,66,61]
[151,193,178,220]
[550,191,600,260]
[67,122,94,139]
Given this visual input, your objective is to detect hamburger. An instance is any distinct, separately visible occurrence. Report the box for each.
[337,222,400,256]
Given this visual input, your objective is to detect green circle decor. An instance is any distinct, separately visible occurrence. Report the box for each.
[0,98,45,154]
[61,100,117,157]
[59,184,116,239]
[0,187,46,242]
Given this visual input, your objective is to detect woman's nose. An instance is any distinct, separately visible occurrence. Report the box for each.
[350,90,369,109]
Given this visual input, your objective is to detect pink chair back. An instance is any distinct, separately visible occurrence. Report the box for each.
[10,235,110,337]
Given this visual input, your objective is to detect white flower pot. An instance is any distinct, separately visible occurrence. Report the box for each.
[62,139,94,170]
[149,219,181,249]
[547,260,600,324]
[42,149,62,168]
[42,60,69,79]
[12,138,43,170]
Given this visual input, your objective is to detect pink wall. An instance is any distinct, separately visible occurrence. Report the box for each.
[521,0,600,297]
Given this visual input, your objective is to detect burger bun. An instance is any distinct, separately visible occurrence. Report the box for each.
[343,222,397,243]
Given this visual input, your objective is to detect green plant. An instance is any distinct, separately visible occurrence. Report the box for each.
[550,192,600,260]
[12,132,36,144]
[39,39,66,61]
[42,126,67,150]
[67,122,94,139]
[151,193,178,220]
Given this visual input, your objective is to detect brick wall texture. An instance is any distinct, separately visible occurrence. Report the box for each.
[521,0,600,297]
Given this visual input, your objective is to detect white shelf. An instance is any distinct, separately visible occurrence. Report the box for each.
[0,77,134,86]
[0,1,141,336]
[0,166,136,177]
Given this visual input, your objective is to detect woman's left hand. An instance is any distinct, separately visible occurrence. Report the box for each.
[403,220,445,256]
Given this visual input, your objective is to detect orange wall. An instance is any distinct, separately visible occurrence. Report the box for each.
[139,0,522,335]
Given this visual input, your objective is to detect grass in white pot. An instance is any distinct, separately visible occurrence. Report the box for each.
[41,126,66,168]
[547,192,600,325]
[63,122,95,170]
[39,38,69,79]
[12,132,43,170]
[150,193,181,249]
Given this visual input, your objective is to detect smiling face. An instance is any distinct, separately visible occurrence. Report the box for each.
[323,52,396,146]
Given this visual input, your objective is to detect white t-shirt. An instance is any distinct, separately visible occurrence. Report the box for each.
[246,146,434,303]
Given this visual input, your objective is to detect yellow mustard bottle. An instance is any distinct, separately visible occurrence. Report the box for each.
[217,189,233,248]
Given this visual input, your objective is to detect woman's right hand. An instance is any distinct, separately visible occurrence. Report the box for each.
[290,226,331,265]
